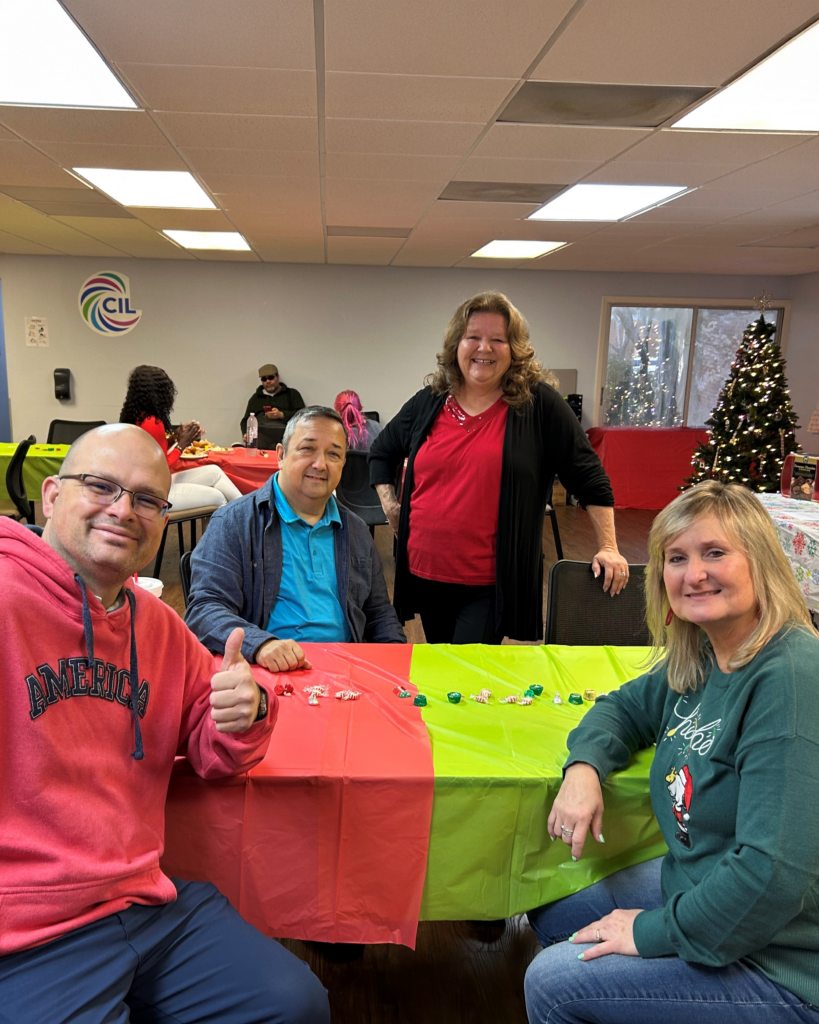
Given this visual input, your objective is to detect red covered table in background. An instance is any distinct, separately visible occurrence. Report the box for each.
[173,448,279,495]
[587,426,709,510]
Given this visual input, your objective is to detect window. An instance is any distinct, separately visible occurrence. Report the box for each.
[596,299,787,428]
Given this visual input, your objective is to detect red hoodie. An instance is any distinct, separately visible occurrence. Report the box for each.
[0,518,275,955]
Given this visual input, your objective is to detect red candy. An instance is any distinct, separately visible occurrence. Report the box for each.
[273,683,285,696]
[283,683,294,695]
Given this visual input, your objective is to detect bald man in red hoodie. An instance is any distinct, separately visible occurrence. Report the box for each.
[0,425,329,1024]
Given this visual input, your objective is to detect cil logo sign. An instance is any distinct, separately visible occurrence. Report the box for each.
[79,271,142,335]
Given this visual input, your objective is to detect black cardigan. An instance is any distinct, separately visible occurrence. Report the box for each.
[368,383,614,640]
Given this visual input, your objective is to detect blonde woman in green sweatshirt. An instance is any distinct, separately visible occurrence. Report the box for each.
[526,480,819,1024]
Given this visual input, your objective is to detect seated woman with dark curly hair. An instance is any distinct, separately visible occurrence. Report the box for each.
[120,365,241,512]
[525,480,819,1024]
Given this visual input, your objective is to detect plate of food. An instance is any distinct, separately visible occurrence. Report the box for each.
[180,440,232,458]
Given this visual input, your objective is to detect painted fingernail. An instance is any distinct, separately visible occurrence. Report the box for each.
[569,932,577,942]
[577,953,585,960]
[598,834,605,844]
[549,834,555,841]
[571,856,577,862]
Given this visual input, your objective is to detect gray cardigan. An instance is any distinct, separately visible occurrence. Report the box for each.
[185,479,406,660]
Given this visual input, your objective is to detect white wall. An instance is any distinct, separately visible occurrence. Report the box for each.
[0,254,805,447]
[784,271,819,455]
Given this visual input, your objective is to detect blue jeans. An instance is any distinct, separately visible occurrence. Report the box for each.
[0,879,329,1024]
[525,858,819,1024]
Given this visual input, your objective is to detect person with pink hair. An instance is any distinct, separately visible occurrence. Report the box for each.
[333,391,381,451]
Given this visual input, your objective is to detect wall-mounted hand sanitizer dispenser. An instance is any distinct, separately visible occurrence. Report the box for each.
[54,368,71,401]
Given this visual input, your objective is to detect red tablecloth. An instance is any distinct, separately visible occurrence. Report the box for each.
[161,643,434,948]
[173,449,279,495]
[587,427,709,510]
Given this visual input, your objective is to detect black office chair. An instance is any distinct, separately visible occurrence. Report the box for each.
[363,410,380,423]
[544,560,652,646]
[153,505,218,579]
[1,436,36,523]
[180,550,192,607]
[335,450,387,536]
[47,419,106,445]
[256,421,286,450]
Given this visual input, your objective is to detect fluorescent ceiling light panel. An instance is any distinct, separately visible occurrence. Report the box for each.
[471,240,568,259]
[0,0,136,108]
[163,230,251,251]
[73,170,216,209]
[674,21,819,131]
[528,184,689,222]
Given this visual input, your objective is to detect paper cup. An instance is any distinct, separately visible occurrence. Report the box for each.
[135,576,164,599]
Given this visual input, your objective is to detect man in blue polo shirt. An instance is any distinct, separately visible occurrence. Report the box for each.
[186,406,405,670]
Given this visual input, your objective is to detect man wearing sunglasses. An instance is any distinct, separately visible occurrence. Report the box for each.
[0,424,329,1023]
[240,363,306,440]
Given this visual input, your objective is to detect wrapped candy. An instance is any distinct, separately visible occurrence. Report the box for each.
[519,696,534,706]
[273,683,285,696]
[523,688,535,698]
[413,694,427,707]
[447,692,462,704]
[393,685,412,698]
[479,688,492,701]
[553,693,564,705]
[304,684,328,699]
[530,684,544,697]
[308,693,319,706]
[283,682,294,695]
[499,695,519,704]
[583,689,598,701]
[568,693,584,706]
[469,693,490,704]
[335,690,362,701]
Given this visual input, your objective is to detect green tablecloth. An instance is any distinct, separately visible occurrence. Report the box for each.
[0,443,68,503]
[412,644,667,919]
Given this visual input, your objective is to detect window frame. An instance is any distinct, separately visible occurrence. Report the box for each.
[593,296,791,428]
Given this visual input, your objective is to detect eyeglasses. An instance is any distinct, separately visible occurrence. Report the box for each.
[260,375,278,382]
[59,474,172,521]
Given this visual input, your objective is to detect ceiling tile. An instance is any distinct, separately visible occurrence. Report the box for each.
[184,148,319,178]
[65,0,316,69]
[0,108,167,146]
[156,112,316,151]
[452,156,599,185]
[326,73,515,121]
[119,65,317,116]
[440,181,562,203]
[188,249,261,261]
[208,175,322,204]
[22,202,134,218]
[235,210,325,239]
[325,152,460,181]
[0,185,114,203]
[0,196,130,254]
[422,200,540,221]
[0,142,78,187]
[625,130,813,165]
[583,161,734,186]
[529,0,819,87]
[325,0,575,76]
[41,143,186,171]
[53,216,193,258]
[0,229,64,255]
[500,82,709,128]
[473,124,650,161]
[327,235,404,264]
[0,124,19,141]
[133,208,237,230]
[391,247,465,267]
[251,237,326,263]
[326,118,483,156]
[325,179,436,225]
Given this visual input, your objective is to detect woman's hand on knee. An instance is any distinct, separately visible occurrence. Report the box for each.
[571,908,642,959]
[548,762,605,860]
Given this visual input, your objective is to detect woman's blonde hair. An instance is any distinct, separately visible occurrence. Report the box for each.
[646,480,813,692]
[427,291,554,408]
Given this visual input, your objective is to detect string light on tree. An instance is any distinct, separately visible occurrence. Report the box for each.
[685,303,799,492]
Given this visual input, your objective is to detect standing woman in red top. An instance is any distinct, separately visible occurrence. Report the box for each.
[369,292,626,644]
[120,365,241,512]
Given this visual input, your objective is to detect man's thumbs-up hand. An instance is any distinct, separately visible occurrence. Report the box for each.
[210,628,263,733]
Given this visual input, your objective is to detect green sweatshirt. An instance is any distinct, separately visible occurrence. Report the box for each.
[240,383,305,434]
[566,624,819,1006]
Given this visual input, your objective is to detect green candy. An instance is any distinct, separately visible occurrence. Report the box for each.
[568,693,584,706]
[447,692,462,704]
[413,694,428,707]
[523,688,535,698]
[530,684,543,696]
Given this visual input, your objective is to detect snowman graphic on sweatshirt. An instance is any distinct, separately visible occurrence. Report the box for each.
[665,765,693,848]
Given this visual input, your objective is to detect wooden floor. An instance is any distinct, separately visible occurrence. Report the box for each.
[151,507,657,1024]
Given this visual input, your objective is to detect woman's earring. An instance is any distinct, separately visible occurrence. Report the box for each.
[665,608,674,627]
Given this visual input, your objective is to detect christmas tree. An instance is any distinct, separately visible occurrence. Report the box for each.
[686,314,799,491]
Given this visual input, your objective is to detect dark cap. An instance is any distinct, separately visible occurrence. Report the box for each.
[258,363,279,377]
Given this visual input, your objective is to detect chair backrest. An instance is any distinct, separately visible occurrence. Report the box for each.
[336,450,376,505]
[363,410,380,423]
[5,436,36,522]
[256,420,286,450]
[180,550,192,606]
[545,560,652,646]
[47,419,106,445]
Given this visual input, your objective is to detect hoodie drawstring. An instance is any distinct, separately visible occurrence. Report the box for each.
[74,575,144,762]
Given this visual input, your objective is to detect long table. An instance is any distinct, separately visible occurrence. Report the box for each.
[757,492,819,615]
[587,426,709,509]
[172,448,279,494]
[161,644,665,948]
[0,443,69,502]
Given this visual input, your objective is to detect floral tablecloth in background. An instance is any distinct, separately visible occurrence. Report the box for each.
[756,493,819,614]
